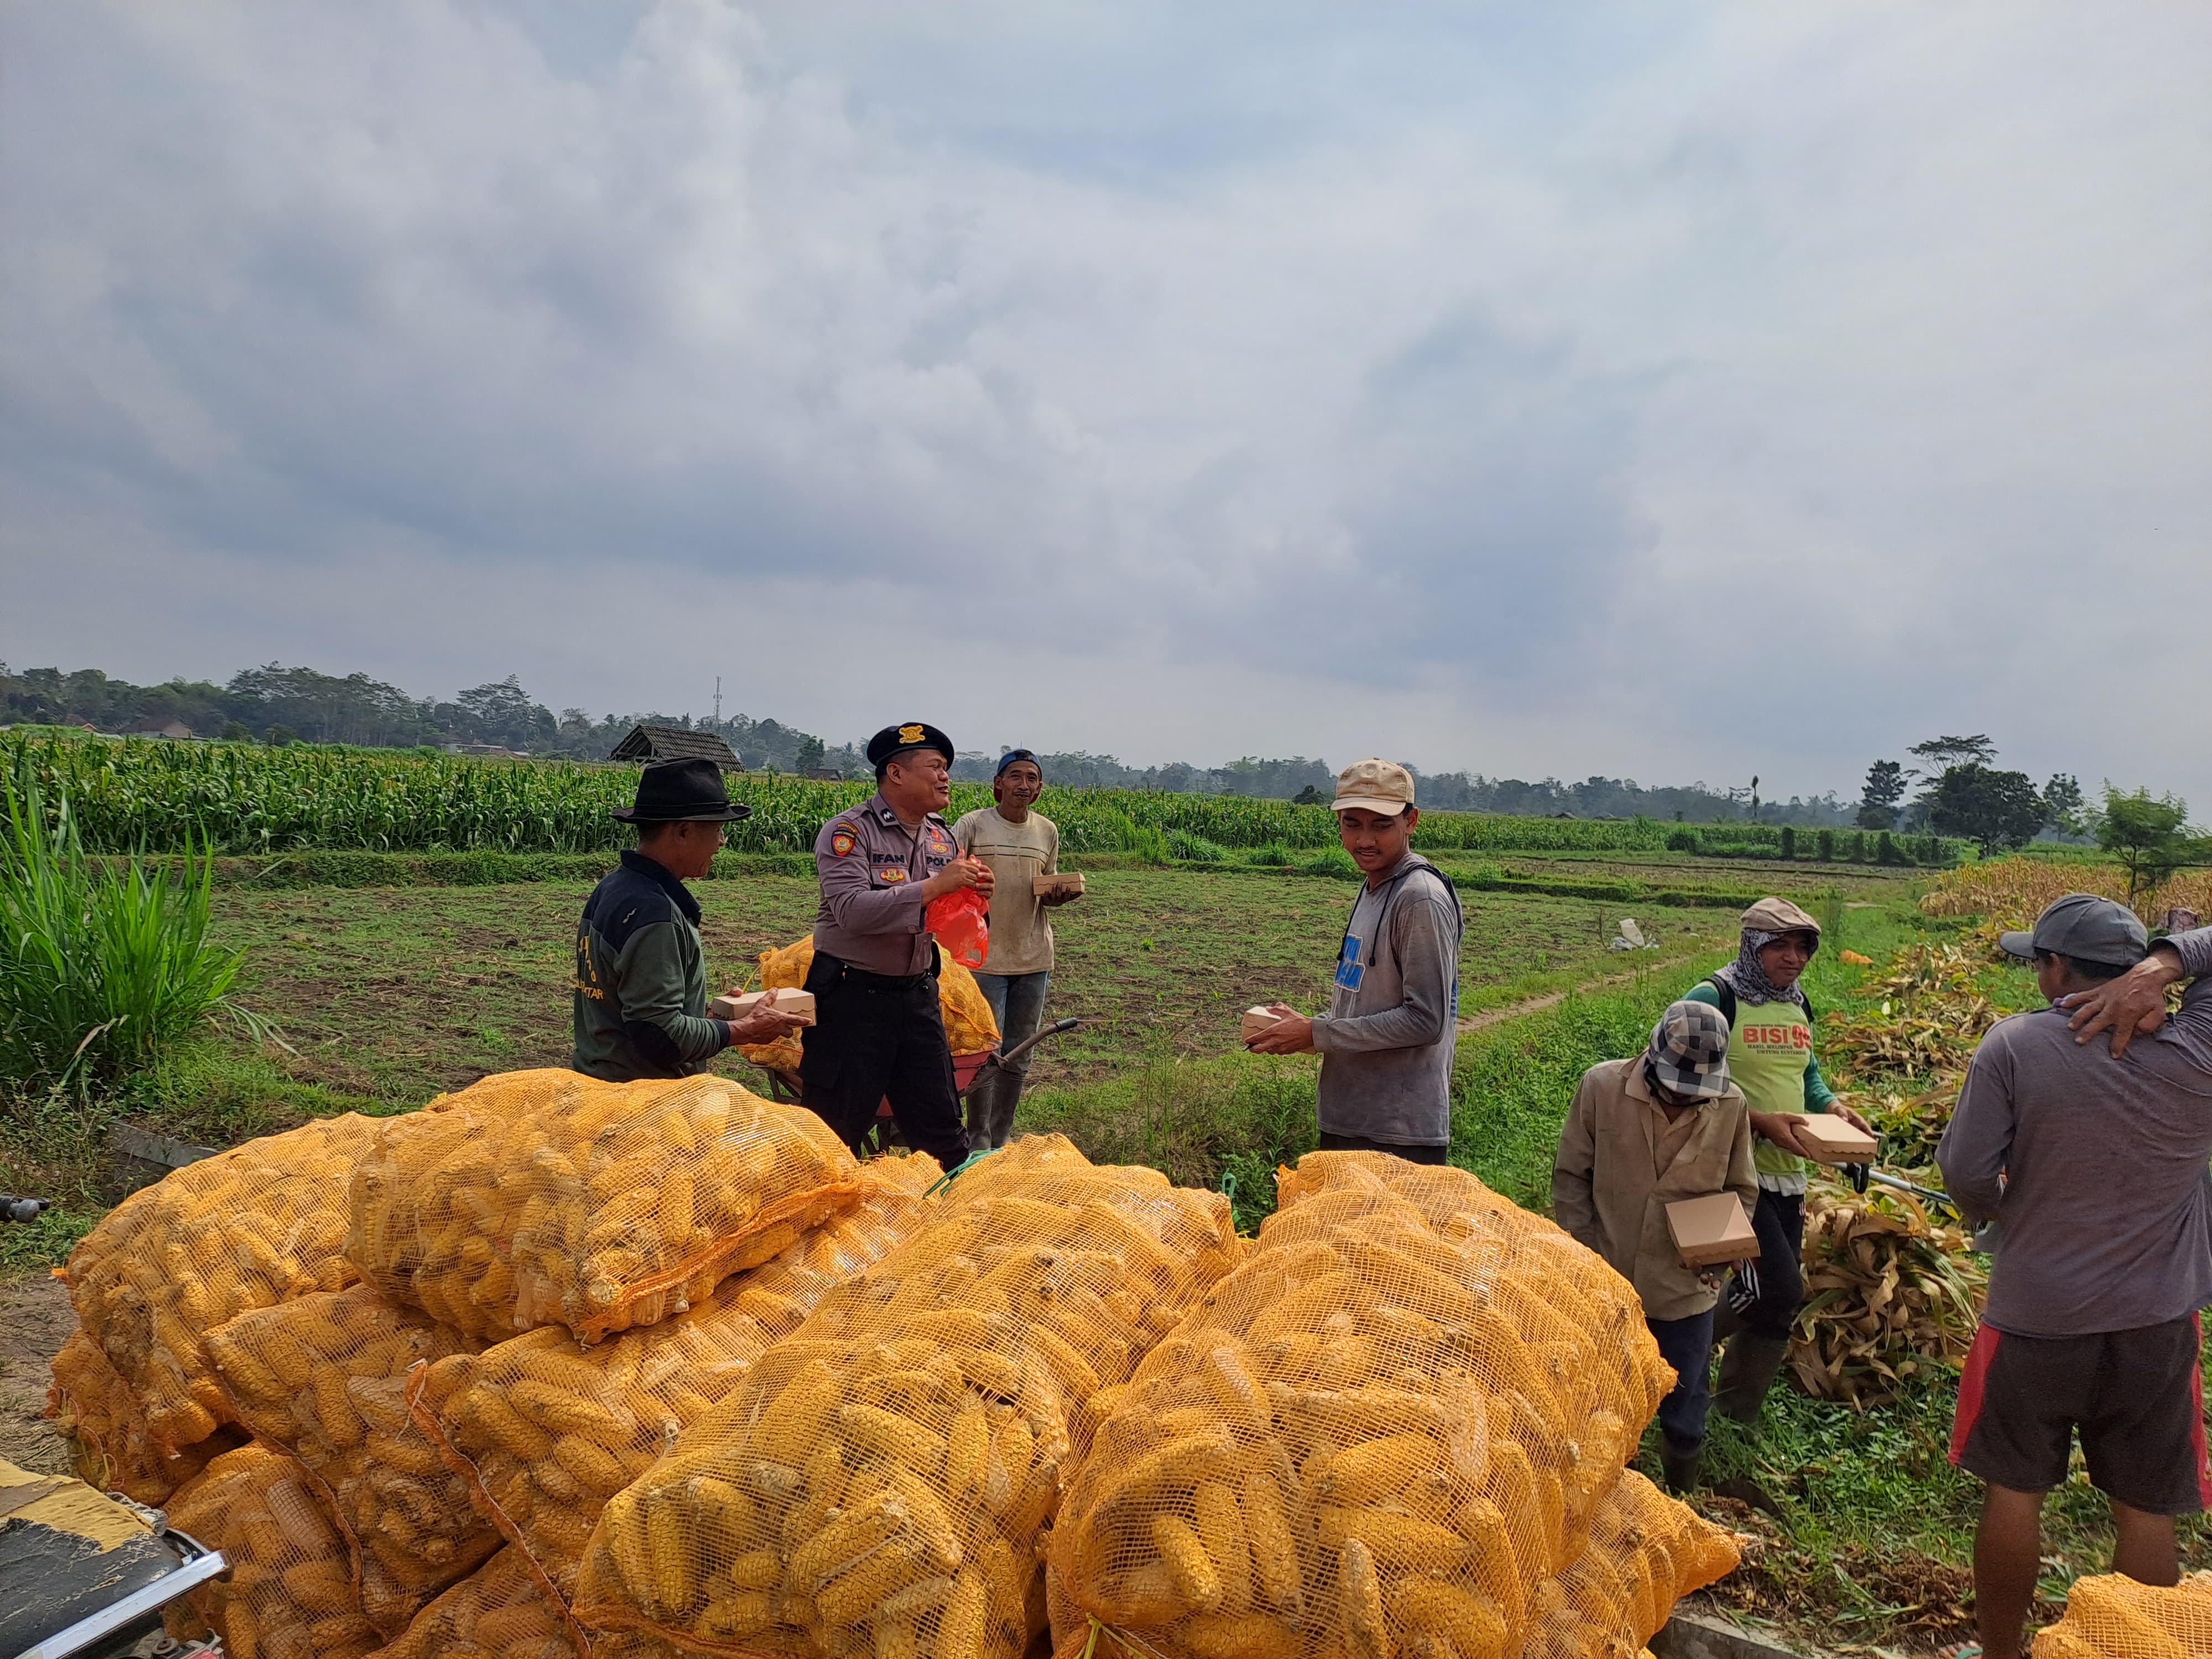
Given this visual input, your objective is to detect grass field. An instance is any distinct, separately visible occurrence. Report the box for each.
[177,869,1745,1117]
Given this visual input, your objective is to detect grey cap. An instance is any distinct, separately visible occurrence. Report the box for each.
[1999,892,2149,968]
[1646,999,1735,1100]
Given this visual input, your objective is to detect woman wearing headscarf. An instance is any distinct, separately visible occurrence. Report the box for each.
[1684,896,1876,1426]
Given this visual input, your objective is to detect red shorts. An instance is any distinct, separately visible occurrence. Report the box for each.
[1950,1314,2211,1515]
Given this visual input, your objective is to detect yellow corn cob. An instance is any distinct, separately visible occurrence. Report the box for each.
[817,1540,929,1629]
[1192,1479,1251,1615]
[936,1569,989,1659]
[1152,1514,1223,1614]
[1392,1578,1509,1659]
[1317,1507,1469,1573]
[1319,1433,1442,1507]
[1240,1472,1302,1613]
[1338,1535,1389,1659]
[553,1432,633,1496]
[1181,1613,1301,1659]
[1022,1323,1102,1399]
[698,1588,779,1640]
[789,1490,906,1592]
[748,1361,841,1468]
[945,1400,992,1502]
[875,1619,920,1659]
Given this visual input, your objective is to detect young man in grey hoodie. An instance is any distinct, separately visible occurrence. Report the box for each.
[1246,758,1465,1162]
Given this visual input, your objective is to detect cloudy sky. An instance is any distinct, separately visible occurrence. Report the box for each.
[3,2,2206,803]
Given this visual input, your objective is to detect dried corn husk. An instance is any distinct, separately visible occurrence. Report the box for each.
[1788,1188,1986,1406]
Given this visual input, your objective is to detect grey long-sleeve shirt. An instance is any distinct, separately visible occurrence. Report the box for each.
[1937,926,2212,1337]
[811,794,961,976]
[1310,853,1464,1146]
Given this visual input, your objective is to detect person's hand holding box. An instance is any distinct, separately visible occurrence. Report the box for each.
[1244,1002,1316,1055]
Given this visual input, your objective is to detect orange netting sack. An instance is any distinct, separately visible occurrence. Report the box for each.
[1045,1152,1671,1659]
[61,1113,379,1451]
[371,1546,585,1659]
[1525,1470,1740,1655]
[163,1442,382,1659]
[736,938,1000,1071]
[347,1068,866,1343]
[2033,1571,2212,1658]
[414,1153,943,1606]
[570,1134,1243,1659]
[203,1283,498,1635]
[46,1327,246,1505]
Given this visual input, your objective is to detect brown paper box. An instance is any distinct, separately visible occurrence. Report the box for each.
[1666,1193,1760,1269]
[709,989,816,1025]
[1794,1115,1879,1164]
[1032,873,1087,898]
[1241,1006,1285,1044]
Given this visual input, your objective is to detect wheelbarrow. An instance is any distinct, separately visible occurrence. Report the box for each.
[750,1018,1081,1154]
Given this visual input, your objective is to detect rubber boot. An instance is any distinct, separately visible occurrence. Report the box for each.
[1713,1332,1791,1425]
[1660,1441,1702,1495]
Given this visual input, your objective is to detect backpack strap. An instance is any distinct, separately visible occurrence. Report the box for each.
[1703,975,1737,1030]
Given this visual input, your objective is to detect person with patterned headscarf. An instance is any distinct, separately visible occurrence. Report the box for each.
[1683,897,1877,1427]
[1553,999,1757,1494]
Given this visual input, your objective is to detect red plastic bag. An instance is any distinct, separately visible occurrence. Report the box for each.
[927,883,990,969]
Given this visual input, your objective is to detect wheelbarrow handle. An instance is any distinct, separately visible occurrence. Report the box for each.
[994,1017,1080,1070]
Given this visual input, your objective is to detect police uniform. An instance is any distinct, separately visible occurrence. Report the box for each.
[797,723,973,1167]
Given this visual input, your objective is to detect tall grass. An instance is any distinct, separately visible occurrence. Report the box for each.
[0,765,269,1096]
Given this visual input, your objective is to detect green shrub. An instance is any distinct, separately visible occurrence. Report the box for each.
[1298,847,1360,879]
[1246,843,1293,867]
[1665,828,1700,853]
[0,765,270,1095]
[1816,830,1836,862]
[1167,830,1230,863]
[1779,827,1797,860]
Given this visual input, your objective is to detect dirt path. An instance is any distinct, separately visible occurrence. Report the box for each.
[0,1271,74,1475]
[1455,946,1720,1035]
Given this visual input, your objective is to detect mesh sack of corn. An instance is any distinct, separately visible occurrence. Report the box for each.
[1523,1470,1740,1657]
[737,937,1000,1070]
[568,1134,1243,1659]
[1788,1187,1986,1406]
[370,1546,587,1659]
[61,1112,379,1452]
[347,1068,867,1343]
[1046,1151,1671,1659]
[204,1284,498,1635]
[2032,1571,2212,1659]
[414,1153,942,1608]
[46,1327,247,1505]
[163,1442,382,1659]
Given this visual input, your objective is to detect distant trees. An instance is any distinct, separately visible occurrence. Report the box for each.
[2096,787,2208,907]
[1924,764,2048,855]
[1857,759,1907,830]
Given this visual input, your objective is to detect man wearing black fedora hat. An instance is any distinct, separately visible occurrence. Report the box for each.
[796,722,990,1168]
[572,757,810,1082]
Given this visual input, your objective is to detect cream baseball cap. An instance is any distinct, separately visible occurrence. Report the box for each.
[1332,758,1416,816]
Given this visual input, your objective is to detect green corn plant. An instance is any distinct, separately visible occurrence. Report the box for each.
[0,762,274,1095]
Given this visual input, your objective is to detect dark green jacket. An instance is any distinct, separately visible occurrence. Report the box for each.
[571,852,730,1082]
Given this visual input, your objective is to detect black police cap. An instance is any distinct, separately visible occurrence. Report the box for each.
[866,722,954,769]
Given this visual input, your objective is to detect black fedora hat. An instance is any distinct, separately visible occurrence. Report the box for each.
[612,758,753,823]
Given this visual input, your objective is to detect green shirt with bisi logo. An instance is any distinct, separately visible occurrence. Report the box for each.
[1682,979,1836,1187]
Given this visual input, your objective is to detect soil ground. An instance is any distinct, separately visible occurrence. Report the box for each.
[0,1271,73,1477]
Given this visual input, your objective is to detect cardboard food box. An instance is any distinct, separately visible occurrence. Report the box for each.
[1665,1193,1759,1270]
[1032,872,1087,899]
[1794,1115,1879,1164]
[708,989,817,1025]
[1241,1005,1286,1044]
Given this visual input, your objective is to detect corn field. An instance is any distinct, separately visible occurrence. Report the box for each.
[1920,854,2212,928]
[0,731,1852,858]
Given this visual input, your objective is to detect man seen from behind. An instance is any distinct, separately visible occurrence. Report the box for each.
[1938,895,2212,1659]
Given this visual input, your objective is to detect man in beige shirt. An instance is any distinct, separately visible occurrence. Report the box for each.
[1553,999,1757,1494]
[952,750,1082,1146]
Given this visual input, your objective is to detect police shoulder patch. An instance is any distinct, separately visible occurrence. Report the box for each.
[830,828,857,857]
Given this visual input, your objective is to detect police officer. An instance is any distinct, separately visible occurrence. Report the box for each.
[573,758,810,1082]
[799,723,990,1167]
